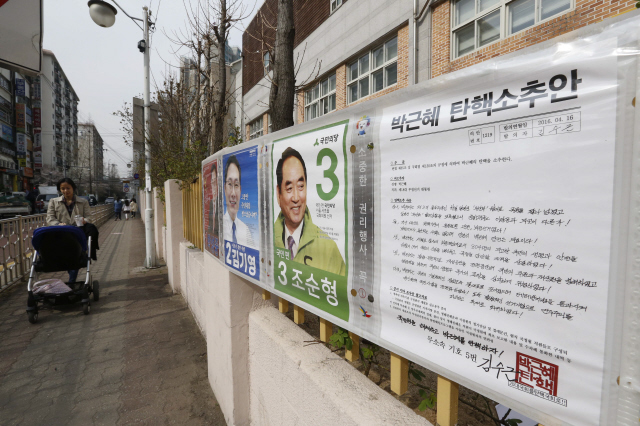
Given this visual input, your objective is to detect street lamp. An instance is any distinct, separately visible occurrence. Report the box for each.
[87,0,156,268]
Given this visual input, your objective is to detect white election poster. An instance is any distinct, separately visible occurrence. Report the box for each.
[378,41,616,425]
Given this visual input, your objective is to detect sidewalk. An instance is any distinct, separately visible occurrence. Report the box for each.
[0,216,225,425]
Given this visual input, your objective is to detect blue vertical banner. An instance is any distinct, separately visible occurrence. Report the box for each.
[14,78,25,97]
[222,146,260,280]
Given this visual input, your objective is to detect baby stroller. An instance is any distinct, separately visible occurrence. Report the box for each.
[26,225,99,323]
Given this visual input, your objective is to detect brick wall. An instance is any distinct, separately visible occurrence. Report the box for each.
[335,65,347,111]
[432,0,636,78]
[243,0,349,97]
[296,24,410,123]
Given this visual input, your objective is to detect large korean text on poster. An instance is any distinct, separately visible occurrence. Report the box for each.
[378,40,617,425]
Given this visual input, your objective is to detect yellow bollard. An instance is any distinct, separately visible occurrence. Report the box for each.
[293,305,305,324]
[345,332,360,362]
[278,297,289,313]
[319,318,333,342]
[436,376,459,426]
[390,352,409,395]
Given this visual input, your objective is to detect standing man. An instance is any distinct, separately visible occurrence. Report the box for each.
[223,155,256,248]
[274,147,345,275]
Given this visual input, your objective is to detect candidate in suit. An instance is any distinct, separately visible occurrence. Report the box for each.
[223,155,256,249]
[274,147,345,276]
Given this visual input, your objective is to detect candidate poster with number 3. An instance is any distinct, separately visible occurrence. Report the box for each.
[271,121,350,321]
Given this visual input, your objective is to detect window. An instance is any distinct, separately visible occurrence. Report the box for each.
[263,52,270,76]
[304,74,336,121]
[331,0,342,13]
[249,117,263,140]
[347,37,398,104]
[452,0,571,58]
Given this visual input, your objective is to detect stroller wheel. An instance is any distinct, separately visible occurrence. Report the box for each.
[28,311,38,324]
[93,280,100,302]
[83,302,91,315]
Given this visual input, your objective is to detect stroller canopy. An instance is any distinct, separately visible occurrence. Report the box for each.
[33,226,88,252]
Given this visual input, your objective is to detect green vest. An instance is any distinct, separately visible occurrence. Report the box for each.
[274,208,346,276]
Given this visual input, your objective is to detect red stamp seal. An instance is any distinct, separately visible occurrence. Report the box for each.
[515,352,559,396]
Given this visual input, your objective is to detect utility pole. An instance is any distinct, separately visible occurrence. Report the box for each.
[89,136,93,194]
[143,6,156,268]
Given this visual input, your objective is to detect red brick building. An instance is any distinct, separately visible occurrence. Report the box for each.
[241,0,635,139]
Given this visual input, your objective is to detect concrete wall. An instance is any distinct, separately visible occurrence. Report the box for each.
[164,177,430,426]
[164,180,184,293]
[153,188,164,260]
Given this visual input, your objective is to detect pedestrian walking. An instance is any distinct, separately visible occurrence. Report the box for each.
[46,177,93,282]
[114,199,123,220]
[130,198,137,218]
[123,200,131,220]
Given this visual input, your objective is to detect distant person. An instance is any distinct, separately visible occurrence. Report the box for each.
[130,199,137,218]
[222,155,256,248]
[123,200,131,220]
[274,147,345,275]
[26,185,38,214]
[114,199,123,221]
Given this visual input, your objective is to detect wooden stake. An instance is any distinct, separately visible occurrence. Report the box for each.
[278,297,289,313]
[319,318,333,342]
[293,305,305,324]
[390,352,409,395]
[345,332,360,362]
[262,290,271,300]
[437,376,459,426]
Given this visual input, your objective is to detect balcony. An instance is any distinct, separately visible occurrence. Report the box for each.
[55,129,62,137]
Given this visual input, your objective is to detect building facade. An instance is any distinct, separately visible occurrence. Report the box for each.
[38,49,79,177]
[0,67,37,192]
[77,123,104,193]
[179,42,243,151]
[242,0,635,138]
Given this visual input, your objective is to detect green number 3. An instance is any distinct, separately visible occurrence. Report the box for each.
[316,148,339,200]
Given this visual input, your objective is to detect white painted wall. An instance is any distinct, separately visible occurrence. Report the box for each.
[170,175,431,426]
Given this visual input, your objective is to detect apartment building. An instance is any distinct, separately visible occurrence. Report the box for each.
[38,49,79,175]
[242,0,635,138]
[77,123,104,192]
[179,42,243,150]
[0,67,37,192]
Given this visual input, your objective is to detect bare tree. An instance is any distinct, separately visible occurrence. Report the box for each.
[269,0,295,131]
[165,0,249,154]
[245,1,321,132]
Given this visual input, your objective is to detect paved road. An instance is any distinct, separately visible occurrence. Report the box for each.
[0,217,225,425]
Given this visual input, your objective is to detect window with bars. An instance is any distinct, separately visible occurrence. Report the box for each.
[347,37,398,105]
[331,0,343,13]
[452,0,572,58]
[304,74,336,121]
[249,117,263,140]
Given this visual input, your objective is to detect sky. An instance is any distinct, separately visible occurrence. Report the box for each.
[42,0,258,177]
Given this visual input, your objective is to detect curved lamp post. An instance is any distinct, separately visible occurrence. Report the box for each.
[87,0,156,268]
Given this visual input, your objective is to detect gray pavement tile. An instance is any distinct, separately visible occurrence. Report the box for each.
[0,217,224,425]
